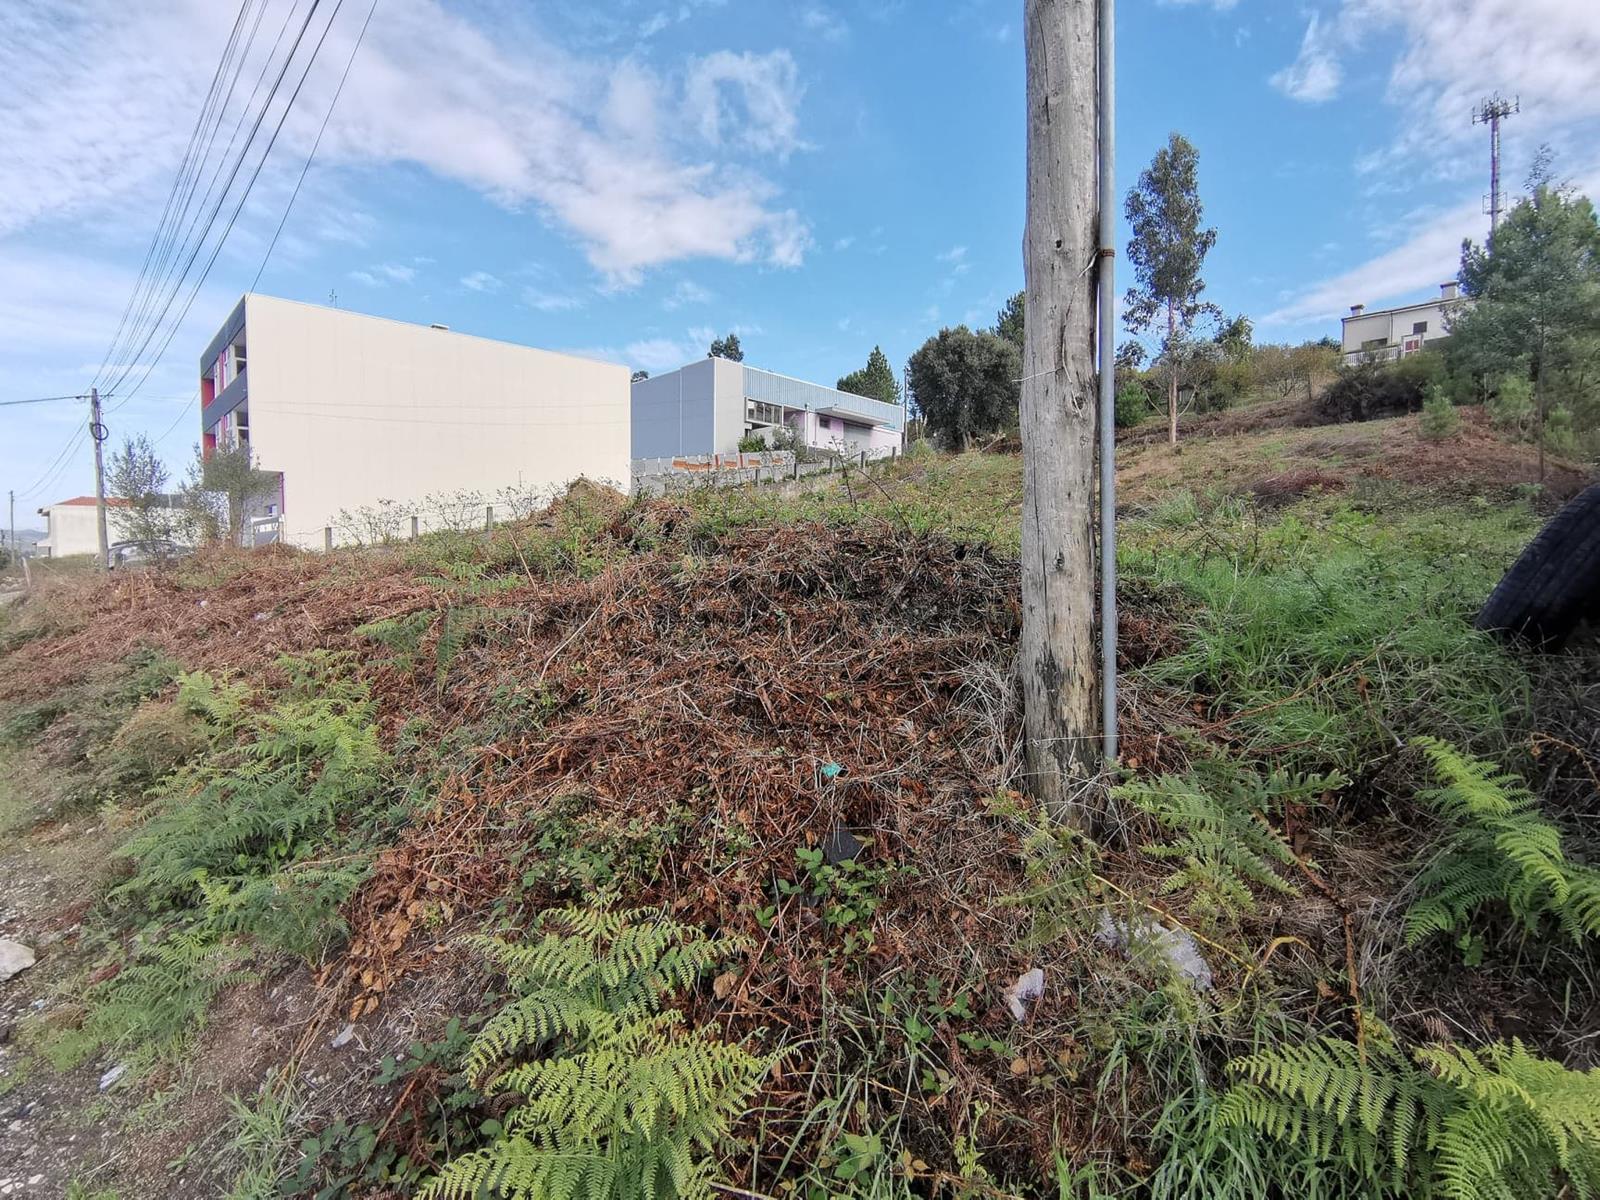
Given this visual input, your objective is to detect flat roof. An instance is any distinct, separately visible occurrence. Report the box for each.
[203,293,628,372]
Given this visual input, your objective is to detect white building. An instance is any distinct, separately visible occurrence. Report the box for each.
[1340,282,1467,364]
[199,295,630,548]
[33,496,184,559]
[34,497,119,558]
[631,358,904,463]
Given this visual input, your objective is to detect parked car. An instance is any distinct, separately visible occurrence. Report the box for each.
[109,540,191,569]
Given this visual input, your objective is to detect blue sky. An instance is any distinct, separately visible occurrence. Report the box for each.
[3,0,1598,513]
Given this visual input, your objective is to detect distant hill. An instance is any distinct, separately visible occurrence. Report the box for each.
[7,529,45,552]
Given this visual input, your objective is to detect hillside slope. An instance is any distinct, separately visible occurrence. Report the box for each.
[2,422,1598,1199]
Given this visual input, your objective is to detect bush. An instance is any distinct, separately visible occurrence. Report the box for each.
[1116,382,1152,428]
[1487,374,1534,437]
[1317,352,1445,424]
[1419,385,1460,440]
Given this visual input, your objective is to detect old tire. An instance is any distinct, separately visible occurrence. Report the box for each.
[1477,483,1600,647]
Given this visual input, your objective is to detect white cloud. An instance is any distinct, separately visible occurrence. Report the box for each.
[937,245,968,263]
[1271,1,1600,167]
[626,324,717,372]
[1260,196,1480,327]
[833,235,856,251]
[684,50,807,158]
[800,6,849,42]
[460,270,502,292]
[522,286,585,312]
[349,263,415,286]
[1270,14,1341,103]
[1262,159,1600,327]
[1157,0,1240,9]
[0,0,813,285]
[663,280,712,309]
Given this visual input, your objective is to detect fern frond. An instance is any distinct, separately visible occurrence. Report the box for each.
[429,905,773,1200]
[1116,763,1341,926]
[1222,1029,1600,1199]
[1407,737,1600,949]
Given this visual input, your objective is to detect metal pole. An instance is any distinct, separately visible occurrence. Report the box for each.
[1097,0,1118,766]
[7,489,13,571]
[90,387,109,570]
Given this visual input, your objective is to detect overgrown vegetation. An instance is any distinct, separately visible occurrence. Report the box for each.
[2,441,1596,1198]
[421,906,776,1200]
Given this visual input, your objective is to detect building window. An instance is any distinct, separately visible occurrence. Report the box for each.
[1412,321,1428,335]
[746,400,783,425]
[1361,337,1389,352]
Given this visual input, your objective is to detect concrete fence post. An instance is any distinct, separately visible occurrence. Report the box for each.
[410,515,420,539]
[324,526,333,552]
[485,504,494,530]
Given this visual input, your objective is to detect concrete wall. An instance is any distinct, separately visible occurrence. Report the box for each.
[238,295,630,548]
[36,505,104,557]
[630,359,717,458]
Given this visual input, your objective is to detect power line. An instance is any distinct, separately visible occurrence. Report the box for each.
[93,0,265,390]
[0,394,88,408]
[251,0,380,292]
[97,0,330,401]
[104,0,297,393]
[106,0,353,410]
[18,426,88,502]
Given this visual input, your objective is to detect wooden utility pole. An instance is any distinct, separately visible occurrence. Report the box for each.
[7,488,13,572]
[1021,0,1101,820]
[90,387,109,570]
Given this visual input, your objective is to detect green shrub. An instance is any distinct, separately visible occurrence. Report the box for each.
[1316,353,1444,424]
[1116,382,1152,428]
[422,905,779,1200]
[1404,737,1600,953]
[1419,385,1460,440]
[1487,374,1534,437]
[110,654,386,960]
[1119,763,1345,927]
[1219,1029,1600,1199]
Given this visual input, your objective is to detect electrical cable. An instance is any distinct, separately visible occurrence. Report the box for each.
[106,0,349,408]
[250,0,380,293]
[106,0,299,390]
[98,0,328,401]
[0,394,87,408]
[91,0,261,390]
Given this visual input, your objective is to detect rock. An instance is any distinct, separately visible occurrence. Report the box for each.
[822,826,863,866]
[0,940,35,983]
[98,1062,127,1091]
[1002,967,1045,1021]
[330,1023,356,1049]
[1095,911,1213,990]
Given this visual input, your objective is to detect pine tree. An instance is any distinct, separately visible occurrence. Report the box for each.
[836,346,902,406]
[1124,132,1219,446]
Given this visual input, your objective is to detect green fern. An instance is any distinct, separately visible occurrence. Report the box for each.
[422,905,778,1200]
[1406,737,1600,948]
[1117,763,1343,924]
[1219,1029,1600,1199]
[49,929,255,1069]
[111,655,385,959]
[355,609,435,671]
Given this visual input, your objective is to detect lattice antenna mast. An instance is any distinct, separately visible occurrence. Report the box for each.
[1473,94,1518,248]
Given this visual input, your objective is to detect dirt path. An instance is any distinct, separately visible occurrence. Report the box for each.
[0,803,124,1199]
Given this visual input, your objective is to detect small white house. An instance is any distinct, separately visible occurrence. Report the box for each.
[35,496,187,558]
[36,497,125,558]
[1340,282,1468,364]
